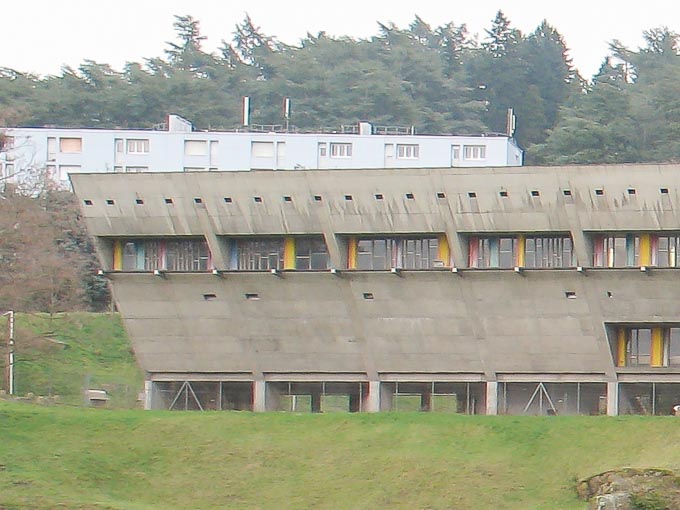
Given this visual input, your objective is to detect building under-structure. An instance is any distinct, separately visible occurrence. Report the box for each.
[71,163,680,415]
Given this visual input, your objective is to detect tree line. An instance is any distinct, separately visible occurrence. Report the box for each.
[4,12,679,165]
[3,12,680,313]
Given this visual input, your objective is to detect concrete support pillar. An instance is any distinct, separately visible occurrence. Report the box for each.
[143,380,153,410]
[486,381,498,415]
[253,380,266,412]
[421,392,432,412]
[311,392,322,413]
[365,380,381,412]
[607,381,619,416]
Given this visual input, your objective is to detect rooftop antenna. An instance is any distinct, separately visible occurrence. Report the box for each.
[506,107,516,137]
[283,97,291,132]
[242,96,251,127]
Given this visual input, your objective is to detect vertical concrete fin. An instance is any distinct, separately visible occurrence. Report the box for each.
[516,234,526,267]
[283,237,296,269]
[617,327,627,367]
[113,240,123,270]
[639,233,651,266]
[651,327,664,367]
[347,237,358,269]
[437,234,450,266]
[195,207,229,270]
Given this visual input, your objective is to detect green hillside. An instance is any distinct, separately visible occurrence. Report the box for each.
[0,313,142,406]
[2,403,680,509]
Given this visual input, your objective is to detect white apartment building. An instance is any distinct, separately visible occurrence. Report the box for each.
[1,115,523,186]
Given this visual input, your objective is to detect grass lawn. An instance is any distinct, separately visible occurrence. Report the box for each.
[0,312,143,406]
[2,403,680,509]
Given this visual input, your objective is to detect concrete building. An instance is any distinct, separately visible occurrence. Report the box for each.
[71,163,680,415]
[1,115,523,186]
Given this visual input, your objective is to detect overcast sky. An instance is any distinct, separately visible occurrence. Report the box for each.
[3,0,680,79]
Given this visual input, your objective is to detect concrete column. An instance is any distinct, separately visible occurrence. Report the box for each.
[311,392,322,413]
[486,381,498,415]
[143,380,153,410]
[253,380,266,412]
[607,381,619,416]
[365,381,381,412]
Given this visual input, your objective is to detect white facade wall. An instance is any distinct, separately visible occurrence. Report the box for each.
[1,125,523,186]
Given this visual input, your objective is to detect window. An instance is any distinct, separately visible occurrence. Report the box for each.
[396,144,419,159]
[251,141,274,158]
[651,235,680,267]
[613,326,677,368]
[166,239,211,271]
[47,137,57,160]
[318,143,327,157]
[125,166,148,173]
[184,140,207,156]
[451,145,461,163]
[463,145,486,160]
[355,237,439,270]
[468,236,517,268]
[524,236,574,268]
[59,137,82,153]
[295,238,329,270]
[126,139,149,154]
[236,239,284,270]
[330,143,352,158]
[119,238,211,271]
[592,234,638,267]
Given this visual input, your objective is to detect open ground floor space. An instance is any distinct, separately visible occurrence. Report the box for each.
[144,377,680,416]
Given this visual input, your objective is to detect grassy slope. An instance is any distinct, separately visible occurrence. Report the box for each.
[2,404,680,509]
[0,313,142,406]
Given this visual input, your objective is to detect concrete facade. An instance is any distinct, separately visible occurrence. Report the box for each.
[1,117,523,187]
[71,164,680,415]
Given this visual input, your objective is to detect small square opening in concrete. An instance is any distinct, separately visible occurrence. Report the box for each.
[661,188,669,194]
[499,190,508,197]
[374,193,384,200]
[436,192,446,199]
[405,193,415,200]
[135,198,144,205]
[83,199,93,206]
[164,198,174,204]
[253,196,263,203]
[194,197,203,204]
[203,293,217,301]
[563,189,572,196]
[106,199,115,205]
[313,195,323,202]
[362,292,374,300]
[245,293,260,300]
[531,190,540,197]
[627,188,636,195]
[467,192,476,198]
[283,196,292,202]
[607,291,613,298]
[565,291,577,299]
[344,194,353,201]
[223,197,232,203]
[594,189,604,196]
